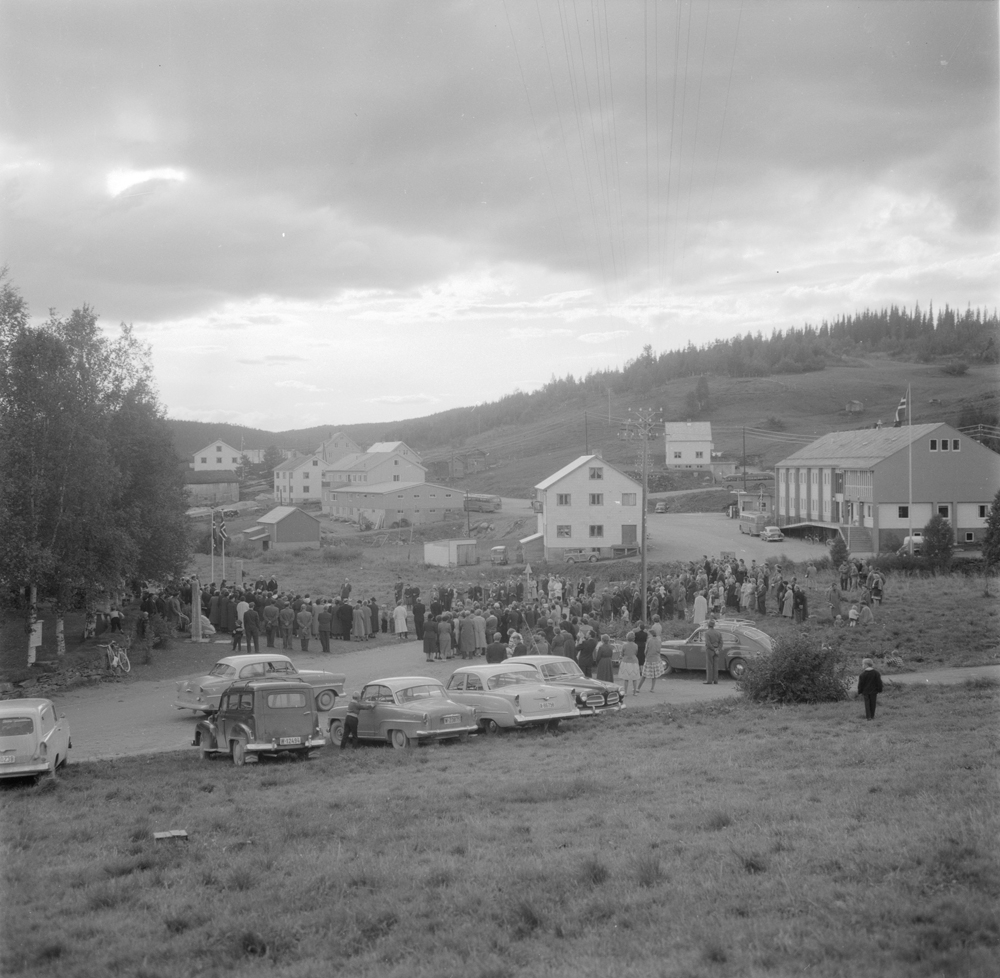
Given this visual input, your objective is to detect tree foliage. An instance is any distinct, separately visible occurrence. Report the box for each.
[0,274,189,626]
[921,514,954,570]
[829,535,849,569]
[738,633,851,704]
[980,490,1000,575]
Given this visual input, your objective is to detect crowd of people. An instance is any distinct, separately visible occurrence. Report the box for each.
[141,549,888,663]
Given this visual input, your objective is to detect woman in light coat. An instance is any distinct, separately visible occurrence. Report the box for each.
[636,629,664,693]
[617,631,640,696]
[393,602,409,639]
[438,614,454,658]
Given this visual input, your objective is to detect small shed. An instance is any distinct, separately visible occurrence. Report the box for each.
[845,400,865,414]
[424,539,479,568]
[246,506,321,551]
[183,470,240,504]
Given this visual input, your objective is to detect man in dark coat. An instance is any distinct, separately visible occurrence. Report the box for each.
[485,633,508,664]
[337,598,354,642]
[413,598,426,640]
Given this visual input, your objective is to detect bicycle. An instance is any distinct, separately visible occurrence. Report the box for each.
[99,639,131,675]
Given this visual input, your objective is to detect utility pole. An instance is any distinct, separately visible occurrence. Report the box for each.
[742,426,747,491]
[584,412,589,454]
[620,407,663,623]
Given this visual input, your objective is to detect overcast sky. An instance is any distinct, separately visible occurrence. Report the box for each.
[2,1,997,429]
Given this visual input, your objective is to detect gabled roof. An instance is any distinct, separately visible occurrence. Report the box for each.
[193,440,241,457]
[535,455,638,491]
[184,470,240,484]
[776,424,944,468]
[329,481,455,496]
[325,451,427,473]
[368,441,409,454]
[273,453,321,473]
[256,506,320,524]
[663,422,713,440]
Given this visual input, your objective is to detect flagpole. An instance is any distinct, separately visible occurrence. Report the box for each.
[907,385,913,555]
[211,511,216,586]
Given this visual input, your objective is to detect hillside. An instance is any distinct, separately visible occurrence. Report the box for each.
[166,355,999,496]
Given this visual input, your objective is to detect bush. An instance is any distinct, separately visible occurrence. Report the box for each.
[738,633,851,704]
[922,515,954,570]
[829,535,849,568]
[322,546,363,563]
[941,361,968,376]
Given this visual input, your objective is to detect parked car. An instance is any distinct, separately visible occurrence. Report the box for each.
[174,654,345,714]
[509,655,625,713]
[0,699,71,781]
[898,531,924,555]
[654,501,667,514]
[222,509,240,519]
[659,619,773,679]
[490,545,509,566]
[326,676,479,748]
[444,663,580,733]
[563,549,600,564]
[194,678,326,766]
[761,526,784,542]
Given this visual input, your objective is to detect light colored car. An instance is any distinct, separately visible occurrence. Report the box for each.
[326,676,478,749]
[444,663,580,733]
[659,619,773,679]
[761,526,784,542]
[563,549,600,564]
[509,655,625,713]
[654,501,667,513]
[174,654,345,714]
[194,678,326,766]
[0,699,72,780]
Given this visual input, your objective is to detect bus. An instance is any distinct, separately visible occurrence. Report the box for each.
[464,493,502,513]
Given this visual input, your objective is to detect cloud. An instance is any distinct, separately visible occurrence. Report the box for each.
[106,167,185,196]
[507,326,573,340]
[578,331,631,344]
[366,394,440,405]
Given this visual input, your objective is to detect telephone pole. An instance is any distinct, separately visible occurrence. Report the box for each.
[620,407,663,623]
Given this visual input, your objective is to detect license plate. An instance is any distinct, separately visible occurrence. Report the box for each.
[0,755,15,764]
[442,716,459,725]
[279,737,302,745]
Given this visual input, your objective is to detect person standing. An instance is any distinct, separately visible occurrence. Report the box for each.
[393,602,409,640]
[618,631,640,696]
[296,604,313,652]
[413,596,426,641]
[317,604,332,654]
[337,598,354,642]
[341,693,366,749]
[636,629,663,692]
[438,613,454,659]
[576,629,598,677]
[703,618,723,685]
[243,605,261,654]
[263,596,279,648]
[423,620,439,661]
[485,632,507,664]
[278,602,295,651]
[594,634,615,682]
[856,658,884,720]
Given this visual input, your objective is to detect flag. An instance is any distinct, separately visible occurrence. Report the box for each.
[218,518,228,542]
[893,391,908,427]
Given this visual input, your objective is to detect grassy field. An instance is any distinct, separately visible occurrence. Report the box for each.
[2,680,998,977]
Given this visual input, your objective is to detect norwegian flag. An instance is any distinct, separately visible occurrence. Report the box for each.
[213,515,229,544]
[893,390,908,427]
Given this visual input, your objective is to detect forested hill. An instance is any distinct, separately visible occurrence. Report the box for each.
[167,304,999,492]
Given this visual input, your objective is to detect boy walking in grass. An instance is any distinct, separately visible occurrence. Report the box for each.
[856,657,884,720]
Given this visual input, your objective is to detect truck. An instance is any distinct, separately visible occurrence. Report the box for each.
[738,513,767,536]
[464,494,502,513]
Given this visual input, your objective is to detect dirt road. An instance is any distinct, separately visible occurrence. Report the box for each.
[50,641,998,765]
[54,638,741,763]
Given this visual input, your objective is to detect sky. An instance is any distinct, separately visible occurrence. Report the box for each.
[1,0,997,430]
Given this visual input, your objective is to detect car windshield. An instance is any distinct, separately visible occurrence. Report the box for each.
[540,661,583,679]
[208,664,237,679]
[265,692,307,709]
[486,672,534,690]
[396,684,448,703]
[0,717,34,736]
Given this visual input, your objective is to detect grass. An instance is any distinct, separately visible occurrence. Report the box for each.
[2,682,998,977]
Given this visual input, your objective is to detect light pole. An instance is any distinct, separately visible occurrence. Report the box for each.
[621,408,663,623]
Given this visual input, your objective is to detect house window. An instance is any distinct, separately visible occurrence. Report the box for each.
[929,439,938,451]
[937,505,950,519]
[589,467,603,480]
[695,451,703,459]
[216,446,222,452]
[430,493,436,498]
[953,439,960,451]
[232,457,238,463]
[397,494,404,499]
[589,525,604,538]
[941,440,949,451]
[824,470,830,484]
[556,525,571,538]
[589,494,603,505]
[621,493,636,506]
[980,505,988,519]
[394,459,399,465]
[429,509,436,513]
[966,531,975,542]
[898,506,908,519]
[556,493,571,505]
[673,451,682,459]
[393,475,400,482]
[312,459,318,466]
[201,457,207,464]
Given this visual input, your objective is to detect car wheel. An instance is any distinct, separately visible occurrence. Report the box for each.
[588,555,598,562]
[200,736,214,760]
[662,662,673,675]
[232,736,248,767]
[316,689,337,712]
[328,719,344,745]
[728,657,747,680]
[390,729,411,749]
[566,557,575,564]
[480,718,500,735]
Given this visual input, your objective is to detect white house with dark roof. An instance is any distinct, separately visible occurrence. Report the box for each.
[273,454,324,504]
[321,449,426,512]
[192,440,243,471]
[664,422,713,469]
[774,423,1000,553]
[534,455,642,561]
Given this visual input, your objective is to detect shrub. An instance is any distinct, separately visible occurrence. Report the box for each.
[941,361,968,376]
[322,546,363,563]
[922,515,954,570]
[739,632,851,704]
[829,535,849,568]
